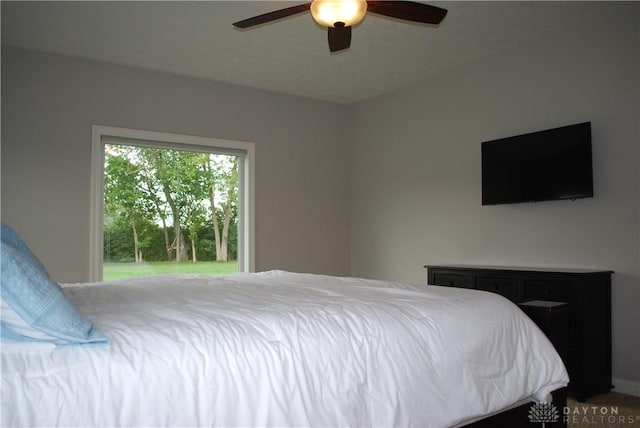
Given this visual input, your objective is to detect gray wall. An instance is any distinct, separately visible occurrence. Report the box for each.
[350,6,639,392]
[1,47,351,281]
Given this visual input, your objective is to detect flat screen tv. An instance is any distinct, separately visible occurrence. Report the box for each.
[482,122,593,206]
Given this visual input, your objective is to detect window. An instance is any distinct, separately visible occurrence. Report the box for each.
[91,126,254,282]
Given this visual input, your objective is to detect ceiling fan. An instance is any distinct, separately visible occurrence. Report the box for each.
[233,0,447,53]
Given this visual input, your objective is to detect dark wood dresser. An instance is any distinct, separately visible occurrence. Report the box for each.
[425,265,613,401]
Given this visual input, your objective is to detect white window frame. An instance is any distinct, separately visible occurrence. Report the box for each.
[90,125,255,281]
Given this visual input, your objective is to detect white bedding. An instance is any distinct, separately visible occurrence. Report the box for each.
[1,270,568,427]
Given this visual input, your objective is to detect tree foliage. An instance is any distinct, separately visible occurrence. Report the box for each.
[103,144,238,263]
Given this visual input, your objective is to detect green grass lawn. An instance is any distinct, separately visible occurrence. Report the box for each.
[103,261,238,281]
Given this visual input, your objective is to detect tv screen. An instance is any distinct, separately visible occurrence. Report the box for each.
[482,122,593,205]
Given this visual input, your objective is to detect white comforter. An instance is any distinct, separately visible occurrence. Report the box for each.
[1,270,568,427]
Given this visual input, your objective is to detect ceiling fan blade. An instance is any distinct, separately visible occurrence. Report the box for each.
[328,24,352,53]
[233,3,311,28]
[366,1,447,25]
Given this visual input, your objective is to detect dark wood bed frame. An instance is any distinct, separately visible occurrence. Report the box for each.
[467,387,567,427]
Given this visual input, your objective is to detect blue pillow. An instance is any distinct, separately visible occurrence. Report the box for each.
[1,222,47,274]
[0,227,108,346]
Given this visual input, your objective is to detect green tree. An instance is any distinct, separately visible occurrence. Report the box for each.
[179,152,210,262]
[104,147,153,263]
[104,145,239,265]
[205,155,238,261]
[140,148,191,262]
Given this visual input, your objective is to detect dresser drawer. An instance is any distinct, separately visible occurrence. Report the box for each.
[523,279,571,302]
[475,276,520,301]
[431,272,470,288]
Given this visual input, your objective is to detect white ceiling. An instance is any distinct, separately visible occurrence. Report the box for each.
[1,1,614,105]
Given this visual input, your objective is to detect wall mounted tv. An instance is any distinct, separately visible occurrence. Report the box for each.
[482,122,593,206]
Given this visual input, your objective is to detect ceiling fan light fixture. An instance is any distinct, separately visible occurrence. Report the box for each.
[310,0,367,27]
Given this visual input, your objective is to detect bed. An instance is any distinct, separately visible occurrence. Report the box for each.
[1,225,568,427]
